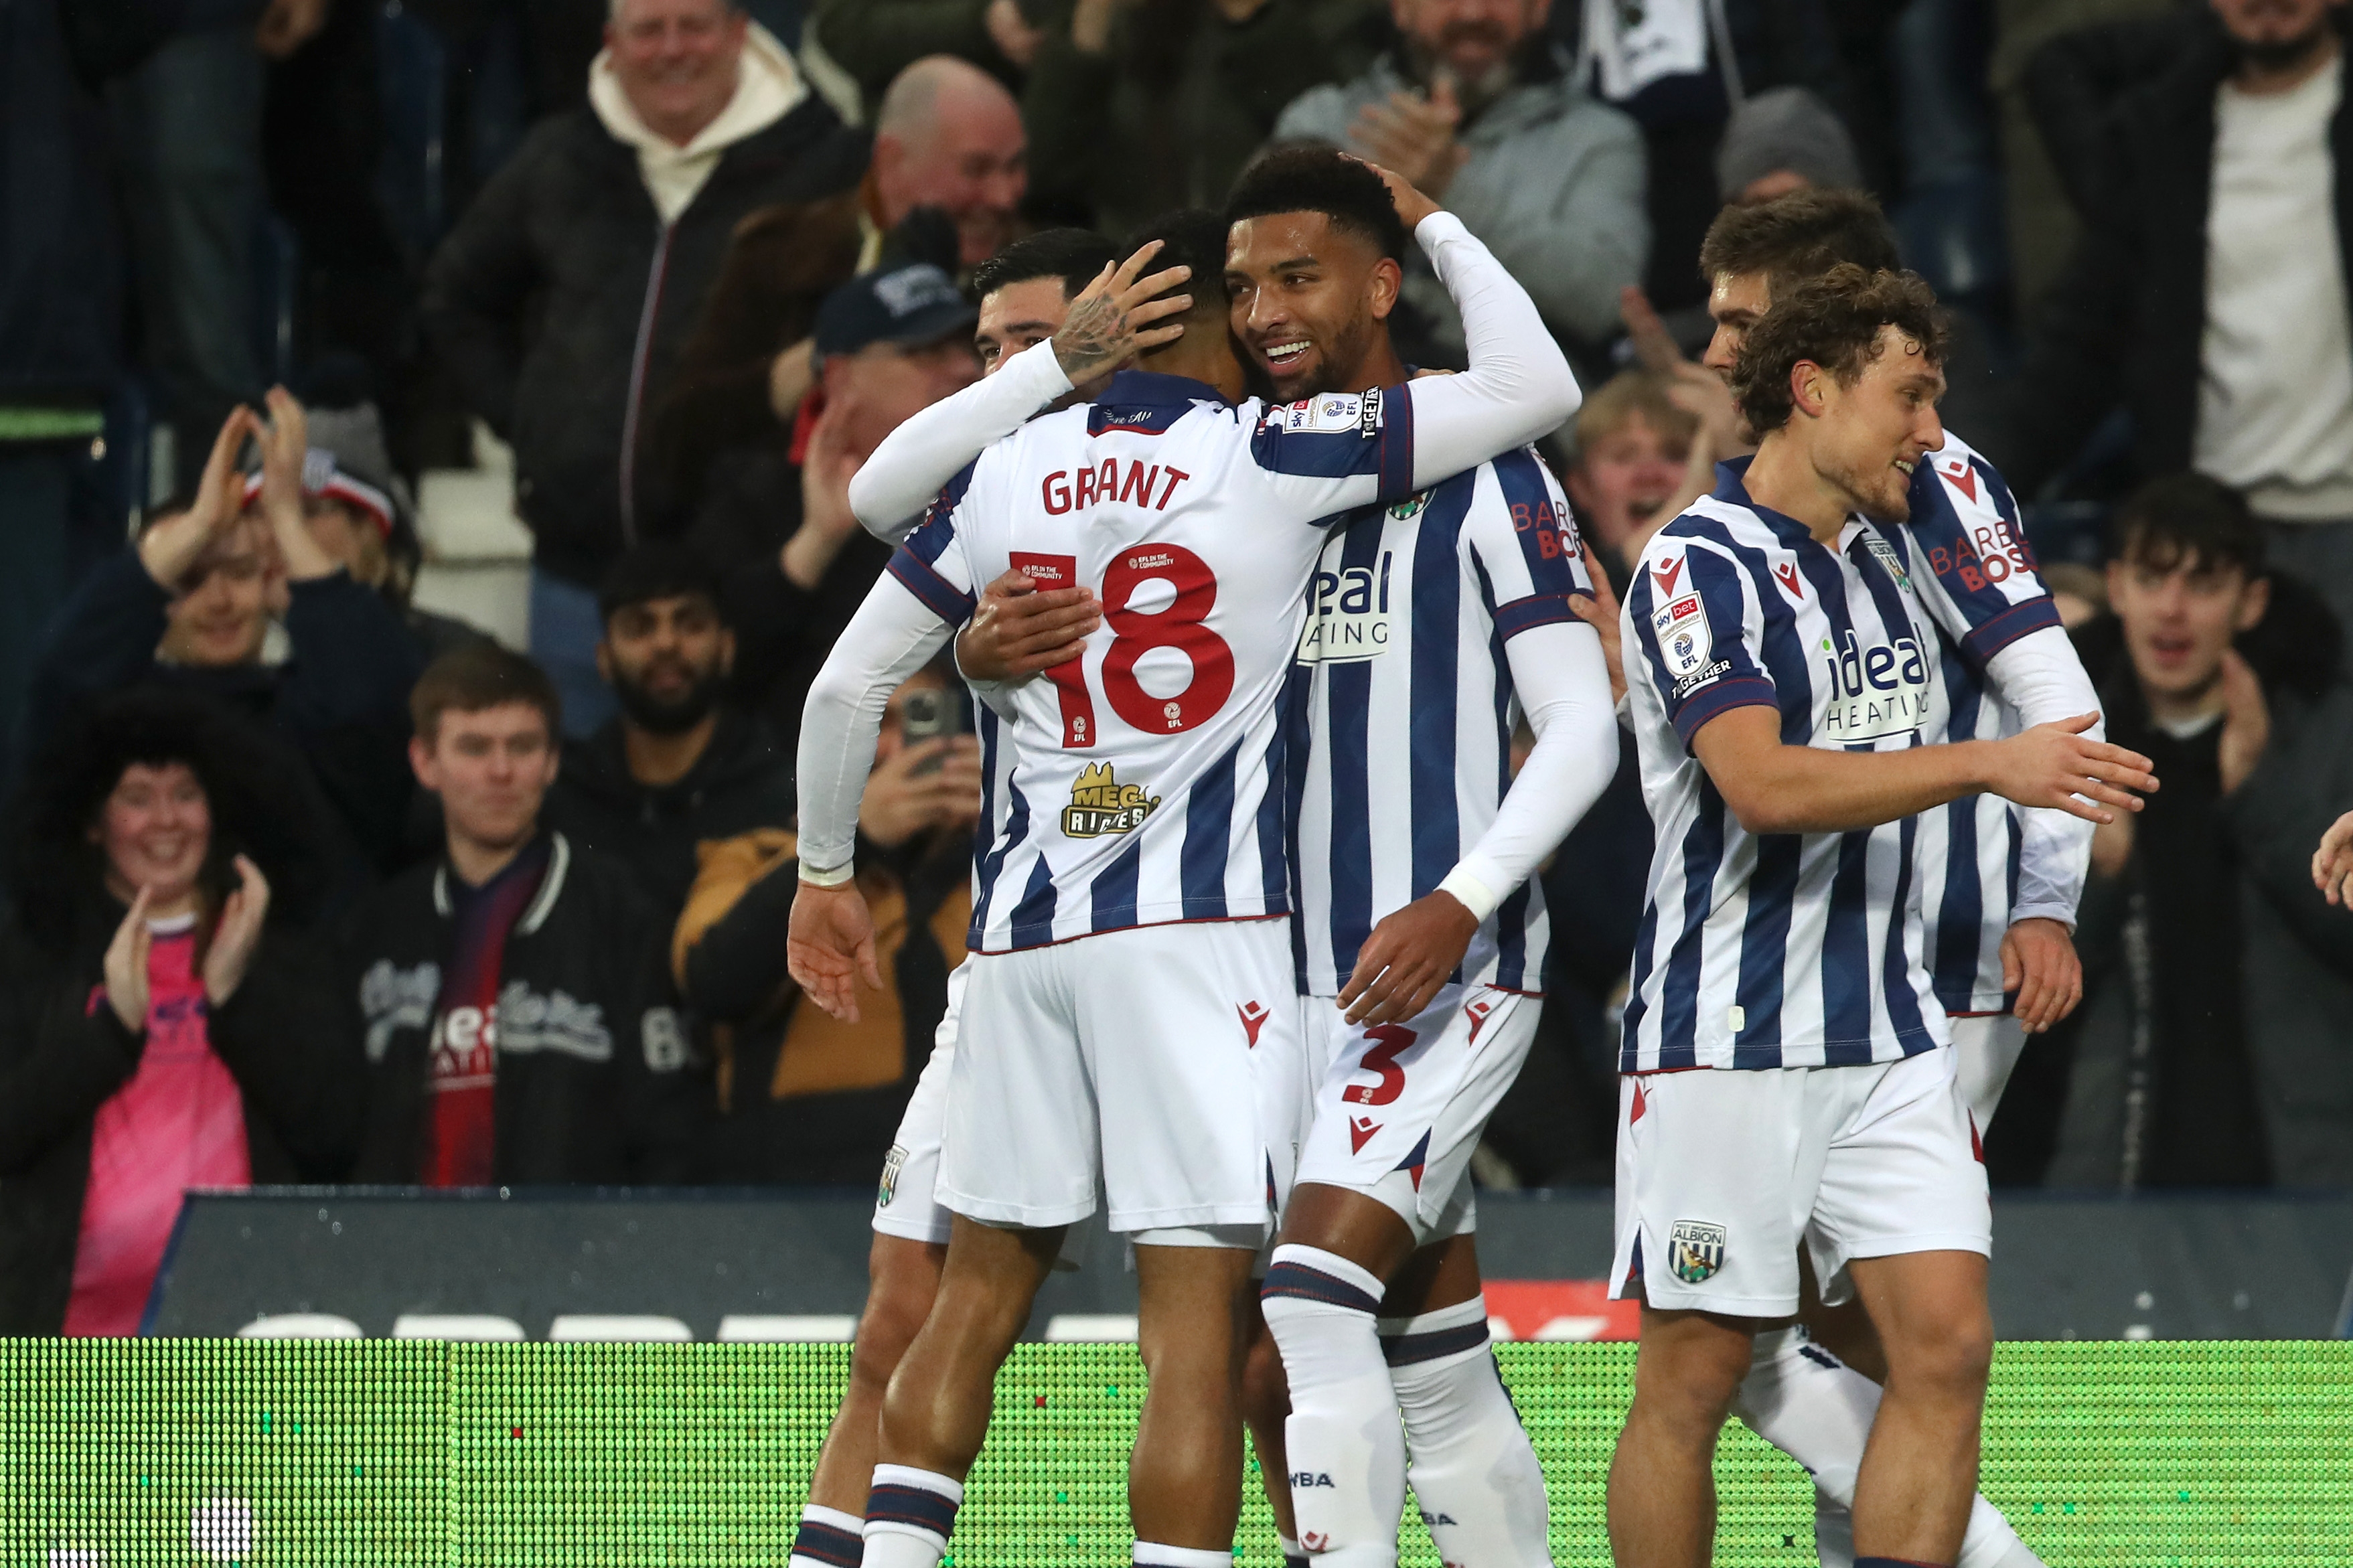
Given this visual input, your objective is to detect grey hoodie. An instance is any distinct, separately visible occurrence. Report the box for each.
[1272,48,1648,355]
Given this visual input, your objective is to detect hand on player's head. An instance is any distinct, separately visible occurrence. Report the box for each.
[1987,714,2157,824]
[958,568,1102,681]
[1350,158,1440,231]
[1053,241,1193,387]
[787,881,883,1022]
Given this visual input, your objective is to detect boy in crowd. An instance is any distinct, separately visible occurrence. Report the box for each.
[346,645,698,1184]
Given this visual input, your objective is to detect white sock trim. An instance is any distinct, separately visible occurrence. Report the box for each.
[1377,1293,1488,1337]
[799,1504,864,1532]
[868,1464,964,1505]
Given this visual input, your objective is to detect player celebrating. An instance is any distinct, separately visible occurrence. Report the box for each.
[1606,266,2156,1568]
[1649,191,2105,1568]
[1220,150,1618,1568]
[788,169,1579,1568]
[783,227,1128,1568]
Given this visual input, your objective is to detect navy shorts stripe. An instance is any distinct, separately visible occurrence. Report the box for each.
[1379,1318,1491,1366]
[1260,1261,1381,1315]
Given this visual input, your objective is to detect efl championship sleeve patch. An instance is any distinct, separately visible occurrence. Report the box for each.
[1654,591,1715,684]
[1277,392,1370,434]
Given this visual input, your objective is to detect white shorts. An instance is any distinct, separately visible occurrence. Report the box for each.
[1949,1012,2028,1132]
[938,919,1300,1241]
[872,961,969,1245]
[1607,1046,1990,1318]
[1292,985,1537,1243]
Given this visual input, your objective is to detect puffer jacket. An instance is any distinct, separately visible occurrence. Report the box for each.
[420,61,866,586]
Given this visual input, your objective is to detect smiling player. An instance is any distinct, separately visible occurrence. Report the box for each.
[1221,148,1618,1568]
[787,164,1579,1567]
[1606,266,2158,1568]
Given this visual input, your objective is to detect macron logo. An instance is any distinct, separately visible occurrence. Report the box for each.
[1772,561,1804,599]
[1943,460,1979,502]
[1653,556,1684,597]
[1237,1000,1269,1046]
[1349,1115,1381,1154]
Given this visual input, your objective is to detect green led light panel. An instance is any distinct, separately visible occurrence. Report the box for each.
[1,1341,2346,1564]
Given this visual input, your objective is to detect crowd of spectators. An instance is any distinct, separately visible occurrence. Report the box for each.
[6,0,2353,1330]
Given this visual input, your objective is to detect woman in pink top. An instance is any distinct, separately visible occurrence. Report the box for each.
[0,689,362,1334]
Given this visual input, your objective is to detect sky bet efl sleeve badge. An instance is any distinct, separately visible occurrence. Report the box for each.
[1651,572,1714,681]
[1668,1219,1726,1284]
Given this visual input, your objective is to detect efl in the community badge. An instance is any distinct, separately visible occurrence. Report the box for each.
[1669,1219,1726,1284]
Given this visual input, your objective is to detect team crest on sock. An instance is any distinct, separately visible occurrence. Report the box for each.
[1669,1219,1726,1283]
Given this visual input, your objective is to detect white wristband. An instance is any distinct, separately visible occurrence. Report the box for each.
[798,859,856,888]
[1437,865,1499,923]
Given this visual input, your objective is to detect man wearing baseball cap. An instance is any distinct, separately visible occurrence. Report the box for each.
[690,260,981,748]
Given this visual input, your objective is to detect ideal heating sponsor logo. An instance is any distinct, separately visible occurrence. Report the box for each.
[1818,627,1931,742]
[1299,547,1397,663]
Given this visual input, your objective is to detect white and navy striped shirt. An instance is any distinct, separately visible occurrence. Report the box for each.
[890,369,1427,952]
[1620,460,2022,1072]
[1900,432,2069,1014]
[1288,449,1593,995]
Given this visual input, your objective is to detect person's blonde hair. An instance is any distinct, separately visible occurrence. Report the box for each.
[1572,370,1699,465]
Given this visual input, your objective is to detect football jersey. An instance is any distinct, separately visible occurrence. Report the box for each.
[1618,459,2023,1073]
[1900,430,2066,1014]
[889,368,1427,953]
[1289,448,1592,996]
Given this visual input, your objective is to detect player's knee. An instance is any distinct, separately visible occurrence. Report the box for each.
[1629,1326,1752,1443]
[1889,1306,1993,1405]
[851,1291,933,1391]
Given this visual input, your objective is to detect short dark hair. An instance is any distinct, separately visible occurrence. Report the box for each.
[597,540,726,625]
[1119,209,1233,319]
[1225,145,1409,264]
[970,228,1119,303]
[410,643,562,746]
[1697,187,1902,299]
[1730,264,1949,433]
[2108,473,2267,578]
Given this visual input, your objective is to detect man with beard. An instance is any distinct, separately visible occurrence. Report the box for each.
[545,542,797,921]
[1220,147,1620,1568]
[1268,0,1647,365]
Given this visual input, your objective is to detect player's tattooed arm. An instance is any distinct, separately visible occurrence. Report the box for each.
[1053,240,1194,387]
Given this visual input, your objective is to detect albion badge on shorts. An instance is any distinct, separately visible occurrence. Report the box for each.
[878,1144,909,1208]
[1669,1219,1726,1284]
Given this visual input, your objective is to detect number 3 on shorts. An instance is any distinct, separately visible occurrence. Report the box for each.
[1041,542,1236,746]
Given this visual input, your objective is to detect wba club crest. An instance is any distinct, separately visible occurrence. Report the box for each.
[1668,1219,1726,1284]
[877,1144,909,1209]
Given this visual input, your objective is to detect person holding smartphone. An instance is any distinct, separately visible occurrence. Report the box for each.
[672,657,981,1184]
